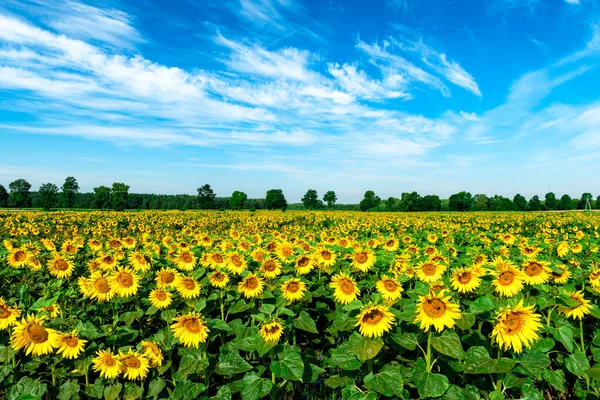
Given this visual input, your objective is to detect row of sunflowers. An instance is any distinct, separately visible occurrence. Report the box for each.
[1,210,600,399]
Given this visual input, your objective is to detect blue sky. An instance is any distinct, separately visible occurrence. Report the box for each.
[1,0,599,202]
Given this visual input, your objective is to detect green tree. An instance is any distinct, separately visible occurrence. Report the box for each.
[385,197,398,211]
[545,192,557,210]
[513,194,528,211]
[399,192,421,211]
[596,195,600,209]
[301,189,319,209]
[197,184,216,209]
[419,195,441,211]
[229,191,248,210]
[323,191,337,209]
[9,178,32,208]
[359,190,380,211]
[473,194,489,211]
[528,195,542,211]
[488,195,518,211]
[577,193,593,209]
[38,183,59,211]
[265,189,287,210]
[448,191,473,211]
[111,182,130,211]
[61,176,80,210]
[93,186,111,210]
[558,194,573,210]
[0,184,8,207]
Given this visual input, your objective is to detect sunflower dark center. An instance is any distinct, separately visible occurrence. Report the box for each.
[339,279,355,295]
[162,272,175,284]
[213,254,223,263]
[504,313,524,334]
[183,279,195,290]
[362,309,384,325]
[56,259,69,271]
[181,253,193,263]
[156,291,167,301]
[422,264,437,276]
[321,251,332,260]
[458,272,472,284]
[286,282,300,293]
[0,306,11,318]
[524,262,542,277]
[245,277,259,289]
[384,280,397,291]
[423,299,446,318]
[27,324,49,343]
[184,318,201,333]
[66,337,79,347]
[231,255,242,266]
[263,261,277,272]
[297,257,310,267]
[95,278,110,293]
[355,252,368,264]
[125,357,141,368]
[118,273,133,287]
[498,271,515,286]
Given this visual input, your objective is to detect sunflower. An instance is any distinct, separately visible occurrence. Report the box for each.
[226,253,247,275]
[556,242,570,257]
[110,267,140,297]
[316,248,337,268]
[275,242,295,263]
[141,340,163,367]
[251,249,266,263]
[41,303,61,318]
[330,273,360,304]
[170,312,210,347]
[427,234,438,243]
[208,271,230,288]
[491,300,542,353]
[47,254,75,279]
[295,255,315,275]
[260,320,284,343]
[99,254,118,270]
[93,350,121,379]
[149,289,173,309]
[88,239,103,252]
[382,238,399,252]
[155,268,178,288]
[351,248,376,272]
[173,250,196,271]
[558,291,591,320]
[451,267,482,294]
[551,265,571,284]
[128,252,150,272]
[491,261,524,298]
[281,278,306,302]
[238,274,265,298]
[416,261,446,283]
[572,243,583,254]
[522,260,551,285]
[414,290,462,332]
[174,275,201,299]
[87,271,115,302]
[260,258,282,279]
[355,305,395,338]
[206,252,225,269]
[375,276,403,301]
[7,248,29,268]
[11,315,59,356]
[54,330,86,359]
[0,297,20,330]
[590,268,600,288]
[119,350,150,380]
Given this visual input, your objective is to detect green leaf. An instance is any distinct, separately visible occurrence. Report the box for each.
[30,295,59,310]
[241,373,273,400]
[215,351,253,376]
[8,377,47,400]
[294,311,318,334]
[391,331,419,350]
[120,310,144,326]
[588,365,600,380]
[229,300,252,314]
[442,385,467,400]
[363,365,404,397]
[530,338,555,353]
[565,350,591,377]
[431,331,465,360]
[270,349,304,382]
[341,385,378,400]
[58,379,79,400]
[551,325,574,352]
[558,293,582,308]
[463,347,515,374]
[84,381,104,399]
[176,350,210,380]
[454,312,476,331]
[347,332,384,361]
[415,372,449,398]
[325,375,355,389]
[160,309,176,323]
[148,378,165,398]
[542,369,565,392]
[172,381,206,400]
[211,385,232,400]
[103,383,123,400]
[0,345,16,363]
[518,352,551,374]
[343,300,363,312]
[328,343,362,370]
[210,319,233,333]
[302,363,325,383]
[468,294,496,314]
[260,303,275,314]
[123,383,144,400]
[0,364,13,383]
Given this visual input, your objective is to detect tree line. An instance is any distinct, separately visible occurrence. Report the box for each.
[0,177,598,212]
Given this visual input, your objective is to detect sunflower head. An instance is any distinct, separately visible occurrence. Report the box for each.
[355,305,395,338]
[281,278,306,302]
[170,312,210,348]
[260,320,284,343]
[414,290,462,332]
[329,273,360,305]
[492,300,542,353]
[55,330,87,359]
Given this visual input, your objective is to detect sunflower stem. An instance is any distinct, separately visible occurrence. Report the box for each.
[580,318,590,392]
[425,330,432,372]
[270,348,277,400]
[220,290,225,321]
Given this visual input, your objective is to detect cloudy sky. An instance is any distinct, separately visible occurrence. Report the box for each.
[1,0,599,202]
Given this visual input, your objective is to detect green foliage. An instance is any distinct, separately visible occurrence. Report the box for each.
[448,191,474,211]
[513,193,528,211]
[545,192,558,210]
[38,183,59,211]
[359,190,380,211]
[8,178,31,208]
[0,184,8,207]
[528,195,542,211]
[60,177,79,209]
[197,184,216,209]
[558,194,574,210]
[229,191,248,210]
[111,182,130,211]
[323,190,337,208]
[265,189,287,210]
[93,185,111,210]
[301,189,320,209]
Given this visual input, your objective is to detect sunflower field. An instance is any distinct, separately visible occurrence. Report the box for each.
[1,211,600,399]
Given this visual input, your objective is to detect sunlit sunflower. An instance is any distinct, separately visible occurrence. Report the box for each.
[522,260,551,285]
[93,350,121,379]
[41,303,61,318]
[173,250,196,271]
[0,297,20,330]
[260,258,282,279]
[414,290,462,332]
[141,340,163,367]
[451,267,482,294]
[99,254,118,270]
[119,350,150,380]
[355,304,395,338]
[275,242,295,263]
[556,242,570,257]
[316,248,337,268]
[416,261,446,283]
[295,255,315,275]
[427,234,438,243]
[149,289,173,309]
[128,251,150,272]
[238,274,265,298]
[87,271,115,302]
[590,268,600,288]
[351,248,376,272]
[281,278,307,302]
[491,259,525,297]
[558,291,592,320]
[54,330,86,359]
[572,243,583,254]
[205,252,225,269]
[260,320,284,343]
[208,270,230,288]
[492,300,542,353]
[170,312,210,347]
[551,265,571,284]
[47,253,75,279]
[155,268,178,288]
[225,253,247,275]
[88,239,103,252]
[375,276,403,301]
[109,267,140,297]
[382,238,399,252]
[11,315,58,356]
[330,273,360,304]
[7,248,29,268]
[174,275,201,299]
[251,249,266,263]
